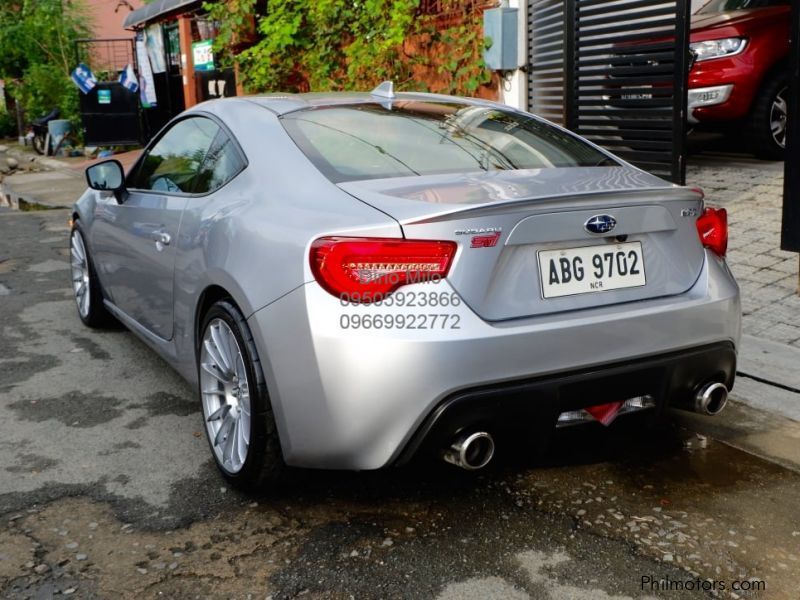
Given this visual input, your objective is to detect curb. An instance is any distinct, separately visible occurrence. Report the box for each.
[1,146,83,210]
[6,147,83,178]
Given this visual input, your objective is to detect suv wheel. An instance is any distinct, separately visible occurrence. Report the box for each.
[748,73,788,160]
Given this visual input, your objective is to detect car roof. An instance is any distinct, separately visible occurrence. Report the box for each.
[226,91,509,116]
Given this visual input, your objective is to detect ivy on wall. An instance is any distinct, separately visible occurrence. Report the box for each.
[202,0,494,96]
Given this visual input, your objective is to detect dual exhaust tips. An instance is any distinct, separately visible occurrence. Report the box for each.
[441,382,728,471]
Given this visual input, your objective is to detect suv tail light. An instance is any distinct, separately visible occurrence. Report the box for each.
[310,237,457,303]
[696,207,728,257]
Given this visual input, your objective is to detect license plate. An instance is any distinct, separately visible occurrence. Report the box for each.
[621,92,653,100]
[622,84,653,100]
[538,242,646,299]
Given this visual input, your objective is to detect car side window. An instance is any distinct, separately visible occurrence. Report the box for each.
[127,117,219,193]
[192,131,246,194]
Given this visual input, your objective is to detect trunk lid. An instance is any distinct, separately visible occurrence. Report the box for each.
[338,167,706,321]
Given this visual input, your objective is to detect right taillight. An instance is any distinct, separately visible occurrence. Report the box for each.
[696,207,728,257]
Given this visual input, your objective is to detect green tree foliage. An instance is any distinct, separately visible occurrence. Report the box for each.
[203,0,491,95]
[0,0,91,132]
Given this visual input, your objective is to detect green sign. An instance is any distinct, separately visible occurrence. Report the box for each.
[97,89,111,105]
[192,39,215,72]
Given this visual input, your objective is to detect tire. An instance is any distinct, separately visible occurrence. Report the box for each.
[747,72,788,161]
[198,300,285,490]
[69,223,117,328]
[32,134,48,156]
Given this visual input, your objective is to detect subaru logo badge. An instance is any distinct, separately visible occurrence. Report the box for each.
[585,214,617,235]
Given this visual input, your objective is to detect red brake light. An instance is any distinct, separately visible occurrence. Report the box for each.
[310,237,457,303]
[696,207,728,257]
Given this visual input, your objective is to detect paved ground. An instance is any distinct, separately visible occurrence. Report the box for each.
[1,145,799,599]
[687,155,800,348]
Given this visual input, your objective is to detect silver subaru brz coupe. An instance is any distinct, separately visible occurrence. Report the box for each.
[70,84,740,488]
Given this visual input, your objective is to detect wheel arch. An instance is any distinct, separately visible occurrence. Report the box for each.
[195,284,236,354]
[752,57,790,110]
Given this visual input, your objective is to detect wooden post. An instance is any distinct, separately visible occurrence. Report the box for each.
[178,15,198,108]
[15,96,25,145]
[234,62,245,97]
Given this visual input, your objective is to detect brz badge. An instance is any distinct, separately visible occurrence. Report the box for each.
[584,214,617,235]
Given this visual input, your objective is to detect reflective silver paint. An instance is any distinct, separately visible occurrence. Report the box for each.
[250,254,739,469]
[72,92,741,470]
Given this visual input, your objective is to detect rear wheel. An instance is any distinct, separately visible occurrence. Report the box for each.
[199,300,284,490]
[32,134,48,156]
[747,73,788,160]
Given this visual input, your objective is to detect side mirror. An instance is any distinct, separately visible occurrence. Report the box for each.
[85,159,126,201]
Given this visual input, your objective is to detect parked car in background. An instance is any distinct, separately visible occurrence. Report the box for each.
[689,0,790,159]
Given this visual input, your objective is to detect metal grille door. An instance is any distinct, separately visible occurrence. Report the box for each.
[782,0,799,254]
[527,0,690,184]
[527,0,568,125]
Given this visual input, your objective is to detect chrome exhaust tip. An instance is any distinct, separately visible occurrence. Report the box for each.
[442,431,495,470]
[694,382,728,416]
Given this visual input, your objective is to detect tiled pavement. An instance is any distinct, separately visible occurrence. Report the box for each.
[687,155,800,348]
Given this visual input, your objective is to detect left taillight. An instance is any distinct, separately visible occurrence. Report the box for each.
[696,207,728,257]
[310,237,457,303]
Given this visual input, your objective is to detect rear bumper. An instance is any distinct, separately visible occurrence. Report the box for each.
[248,252,740,470]
[394,341,736,465]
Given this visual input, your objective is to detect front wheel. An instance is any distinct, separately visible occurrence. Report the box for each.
[70,224,116,328]
[747,73,788,160]
[199,300,285,490]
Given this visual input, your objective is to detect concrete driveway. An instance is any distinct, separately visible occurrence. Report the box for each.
[1,208,799,599]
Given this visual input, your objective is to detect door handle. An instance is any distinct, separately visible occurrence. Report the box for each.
[153,231,171,251]
[153,231,171,245]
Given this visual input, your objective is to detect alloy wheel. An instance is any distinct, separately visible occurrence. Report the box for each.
[70,231,90,318]
[200,318,252,473]
[770,86,788,149]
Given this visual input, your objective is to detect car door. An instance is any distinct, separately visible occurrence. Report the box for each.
[91,116,220,340]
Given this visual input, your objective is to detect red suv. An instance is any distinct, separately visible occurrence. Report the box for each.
[689,0,790,159]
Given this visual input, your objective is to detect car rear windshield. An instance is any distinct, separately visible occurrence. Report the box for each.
[696,0,788,12]
[280,101,617,183]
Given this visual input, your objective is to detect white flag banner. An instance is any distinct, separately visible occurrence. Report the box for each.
[119,63,139,93]
[135,33,157,107]
[145,24,166,74]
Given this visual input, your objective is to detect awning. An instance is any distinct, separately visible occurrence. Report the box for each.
[123,0,201,28]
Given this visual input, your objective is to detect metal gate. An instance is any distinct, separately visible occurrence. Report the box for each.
[75,38,143,146]
[527,0,691,184]
[782,0,800,256]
